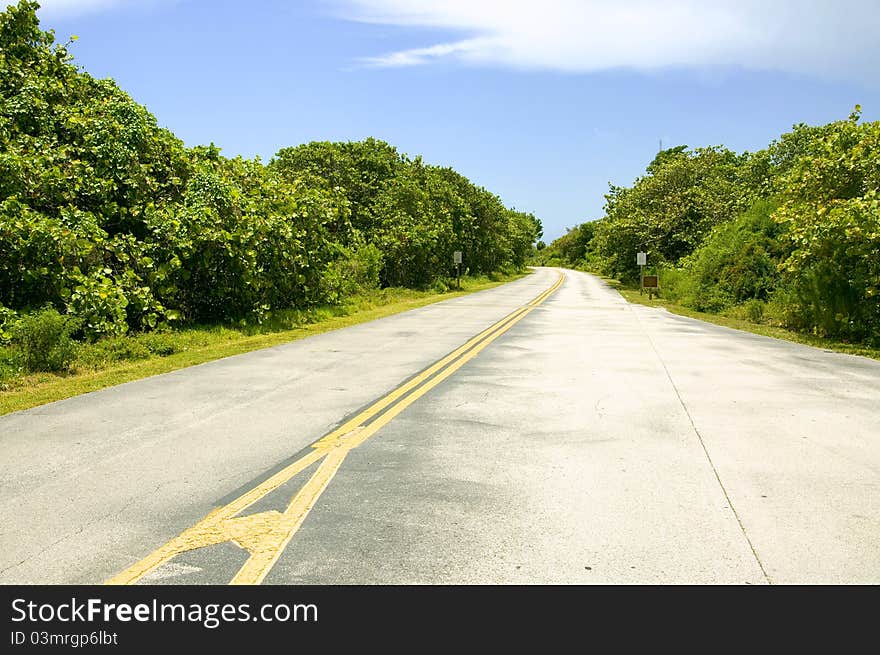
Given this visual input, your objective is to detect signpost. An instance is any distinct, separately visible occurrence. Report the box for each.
[636,252,647,293]
[453,251,462,289]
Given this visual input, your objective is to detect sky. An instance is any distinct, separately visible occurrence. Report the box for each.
[30,0,880,241]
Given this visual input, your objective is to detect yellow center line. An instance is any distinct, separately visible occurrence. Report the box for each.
[106,270,564,586]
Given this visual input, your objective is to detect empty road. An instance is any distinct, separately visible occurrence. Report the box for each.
[1,267,878,584]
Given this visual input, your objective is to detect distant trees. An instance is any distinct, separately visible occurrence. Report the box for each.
[541,222,595,266]
[0,1,541,342]
[592,146,759,281]
[545,110,880,345]
[272,143,540,288]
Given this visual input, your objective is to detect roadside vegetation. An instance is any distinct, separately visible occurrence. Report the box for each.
[603,278,880,361]
[538,107,880,352]
[0,2,542,403]
[0,274,522,415]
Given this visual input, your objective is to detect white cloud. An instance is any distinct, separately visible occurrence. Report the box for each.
[334,0,880,83]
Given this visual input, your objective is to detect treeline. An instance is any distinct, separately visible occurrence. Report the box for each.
[542,110,880,345]
[0,1,540,344]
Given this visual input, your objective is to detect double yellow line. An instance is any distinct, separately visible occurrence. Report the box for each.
[107,270,564,586]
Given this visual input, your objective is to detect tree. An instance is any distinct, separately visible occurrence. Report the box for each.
[774,108,880,341]
[0,1,542,338]
[593,146,756,280]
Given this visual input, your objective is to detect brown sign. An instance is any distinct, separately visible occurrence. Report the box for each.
[642,275,659,288]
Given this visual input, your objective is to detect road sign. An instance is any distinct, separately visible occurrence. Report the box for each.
[637,252,647,296]
[453,251,462,264]
[643,274,659,299]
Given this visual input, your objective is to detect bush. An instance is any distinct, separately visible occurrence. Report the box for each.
[10,307,81,372]
[777,195,880,343]
[724,299,766,324]
[83,337,151,364]
[0,361,15,390]
[0,304,18,345]
[743,298,766,323]
[347,241,383,290]
[139,332,181,356]
[676,199,786,313]
[763,285,806,330]
[652,266,690,304]
[63,271,130,340]
[76,332,184,367]
[320,240,384,304]
[0,345,18,390]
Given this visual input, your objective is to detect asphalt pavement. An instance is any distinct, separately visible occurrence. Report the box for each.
[1,267,877,584]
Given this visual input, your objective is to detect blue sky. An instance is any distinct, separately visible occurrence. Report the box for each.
[33,0,880,241]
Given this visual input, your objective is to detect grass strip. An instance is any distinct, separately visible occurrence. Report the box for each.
[0,273,527,416]
[602,277,880,361]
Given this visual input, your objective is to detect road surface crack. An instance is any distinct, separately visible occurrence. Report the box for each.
[0,480,168,578]
[629,304,772,585]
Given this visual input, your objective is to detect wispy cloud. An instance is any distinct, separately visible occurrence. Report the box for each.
[363,39,484,67]
[334,0,880,83]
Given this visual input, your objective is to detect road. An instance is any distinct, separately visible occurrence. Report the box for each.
[1,267,878,584]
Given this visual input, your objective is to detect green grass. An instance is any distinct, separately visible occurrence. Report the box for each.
[601,277,880,361]
[0,272,527,416]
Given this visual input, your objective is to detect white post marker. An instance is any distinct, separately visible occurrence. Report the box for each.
[636,252,647,293]
[453,251,463,288]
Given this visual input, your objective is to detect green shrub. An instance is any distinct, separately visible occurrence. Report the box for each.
[0,304,18,345]
[762,285,804,329]
[0,346,18,390]
[652,266,691,304]
[724,299,766,324]
[347,241,383,290]
[777,195,880,343]
[85,337,151,364]
[139,332,181,356]
[10,307,81,372]
[320,241,385,304]
[677,199,786,313]
[63,271,130,340]
[743,299,766,323]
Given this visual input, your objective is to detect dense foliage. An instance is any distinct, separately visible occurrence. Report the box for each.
[544,110,880,345]
[271,143,540,288]
[0,1,540,366]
